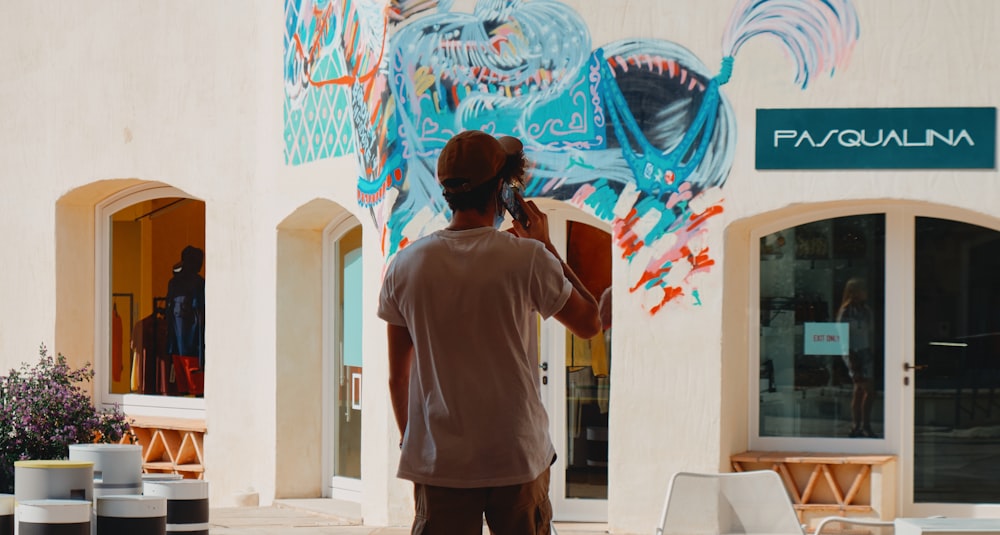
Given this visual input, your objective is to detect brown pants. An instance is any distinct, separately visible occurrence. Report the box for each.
[411,468,552,535]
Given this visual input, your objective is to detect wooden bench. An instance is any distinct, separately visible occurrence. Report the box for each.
[120,415,206,479]
[731,451,896,527]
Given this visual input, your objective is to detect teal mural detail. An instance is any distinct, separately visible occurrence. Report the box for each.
[284,0,356,165]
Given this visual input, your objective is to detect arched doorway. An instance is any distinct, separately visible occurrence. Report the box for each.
[734,202,1000,518]
[531,200,613,522]
[276,200,363,500]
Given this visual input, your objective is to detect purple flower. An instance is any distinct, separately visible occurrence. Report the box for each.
[0,343,134,493]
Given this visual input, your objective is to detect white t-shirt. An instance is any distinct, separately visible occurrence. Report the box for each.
[378,226,572,488]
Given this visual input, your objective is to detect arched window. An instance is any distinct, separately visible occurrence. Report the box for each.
[748,205,1000,511]
[757,213,886,439]
[97,184,206,416]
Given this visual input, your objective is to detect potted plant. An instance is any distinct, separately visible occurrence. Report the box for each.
[0,344,133,493]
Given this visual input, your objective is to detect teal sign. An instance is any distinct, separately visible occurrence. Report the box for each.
[756,107,996,169]
[804,322,849,356]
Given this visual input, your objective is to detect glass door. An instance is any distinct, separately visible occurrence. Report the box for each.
[541,213,611,522]
[757,214,886,443]
[326,223,363,500]
[906,216,1000,514]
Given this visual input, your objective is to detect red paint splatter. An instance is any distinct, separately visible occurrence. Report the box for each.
[649,286,685,316]
[613,208,644,259]
[684,246,715,282]
[630,265,672,293]
[687,204,723,231]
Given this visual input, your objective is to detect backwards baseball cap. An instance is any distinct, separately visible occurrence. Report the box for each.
[437,130,523,193]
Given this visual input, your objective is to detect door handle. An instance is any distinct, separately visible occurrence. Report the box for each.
[903,362,928,372]
[539,362,548,371]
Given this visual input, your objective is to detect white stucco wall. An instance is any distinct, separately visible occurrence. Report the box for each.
[721,2,1000,222]
[0,0,374,509]
[561,1,1000,532]
[2,0,1000,533]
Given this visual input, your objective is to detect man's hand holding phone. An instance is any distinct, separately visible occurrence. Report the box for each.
[501,180,530,229]
[508,191,553,249]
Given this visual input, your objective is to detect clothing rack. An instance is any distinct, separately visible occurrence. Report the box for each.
[131,297,172,395]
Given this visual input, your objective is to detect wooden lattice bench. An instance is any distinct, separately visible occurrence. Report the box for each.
[120,415,206,480]
[731,451,896,528]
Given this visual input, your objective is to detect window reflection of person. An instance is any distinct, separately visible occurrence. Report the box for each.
[837,277,876,438]
[596,286,612,413]
[599,287,612,350]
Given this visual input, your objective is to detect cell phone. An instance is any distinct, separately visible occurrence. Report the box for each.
[501,180,529,228]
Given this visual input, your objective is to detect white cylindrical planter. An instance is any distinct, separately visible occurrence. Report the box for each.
[15,500,90,535]
[1,494,13,535]
[141,480,208,535]
[68,445,142,498]
[95,496,165,535]
[139,474,182,484]
[13,461,93,503]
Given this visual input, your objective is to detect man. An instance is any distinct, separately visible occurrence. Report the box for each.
[378,130,601,534]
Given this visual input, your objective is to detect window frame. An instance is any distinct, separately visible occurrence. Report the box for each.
[748,201,1000,515]
[321,212,364,501]
[534,200,612,522]
[95,183,205,417]
[746,200,1000,456]
[900,206,1000,515]
[748,204,898,454]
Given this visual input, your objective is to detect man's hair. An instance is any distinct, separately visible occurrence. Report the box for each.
[443,175,501,213]
[442,151,527,213]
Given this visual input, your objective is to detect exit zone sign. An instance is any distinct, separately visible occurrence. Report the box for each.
[804,322,849,356]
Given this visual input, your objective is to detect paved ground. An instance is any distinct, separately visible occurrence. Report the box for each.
[209,499,609,534]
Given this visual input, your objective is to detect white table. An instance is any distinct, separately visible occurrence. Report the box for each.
[895,518,1000,535]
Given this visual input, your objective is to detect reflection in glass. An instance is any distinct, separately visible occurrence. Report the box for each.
[564,221,611,500]
[914,218,1000,503]
[109,198,206,397]
[758,214,885,438]
[335,226,363,480]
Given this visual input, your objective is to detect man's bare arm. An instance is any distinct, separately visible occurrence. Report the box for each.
[512,197,601,339]
[386,323,414,440]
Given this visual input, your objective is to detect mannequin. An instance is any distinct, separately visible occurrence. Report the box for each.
[166,245,206,371]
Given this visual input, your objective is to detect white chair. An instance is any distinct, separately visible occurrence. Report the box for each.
[655,470,893,535]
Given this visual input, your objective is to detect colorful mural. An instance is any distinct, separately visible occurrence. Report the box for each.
[387,0,438,22]
[284,0,360,164]
[290,0,861,315]
[284,0,399,239]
